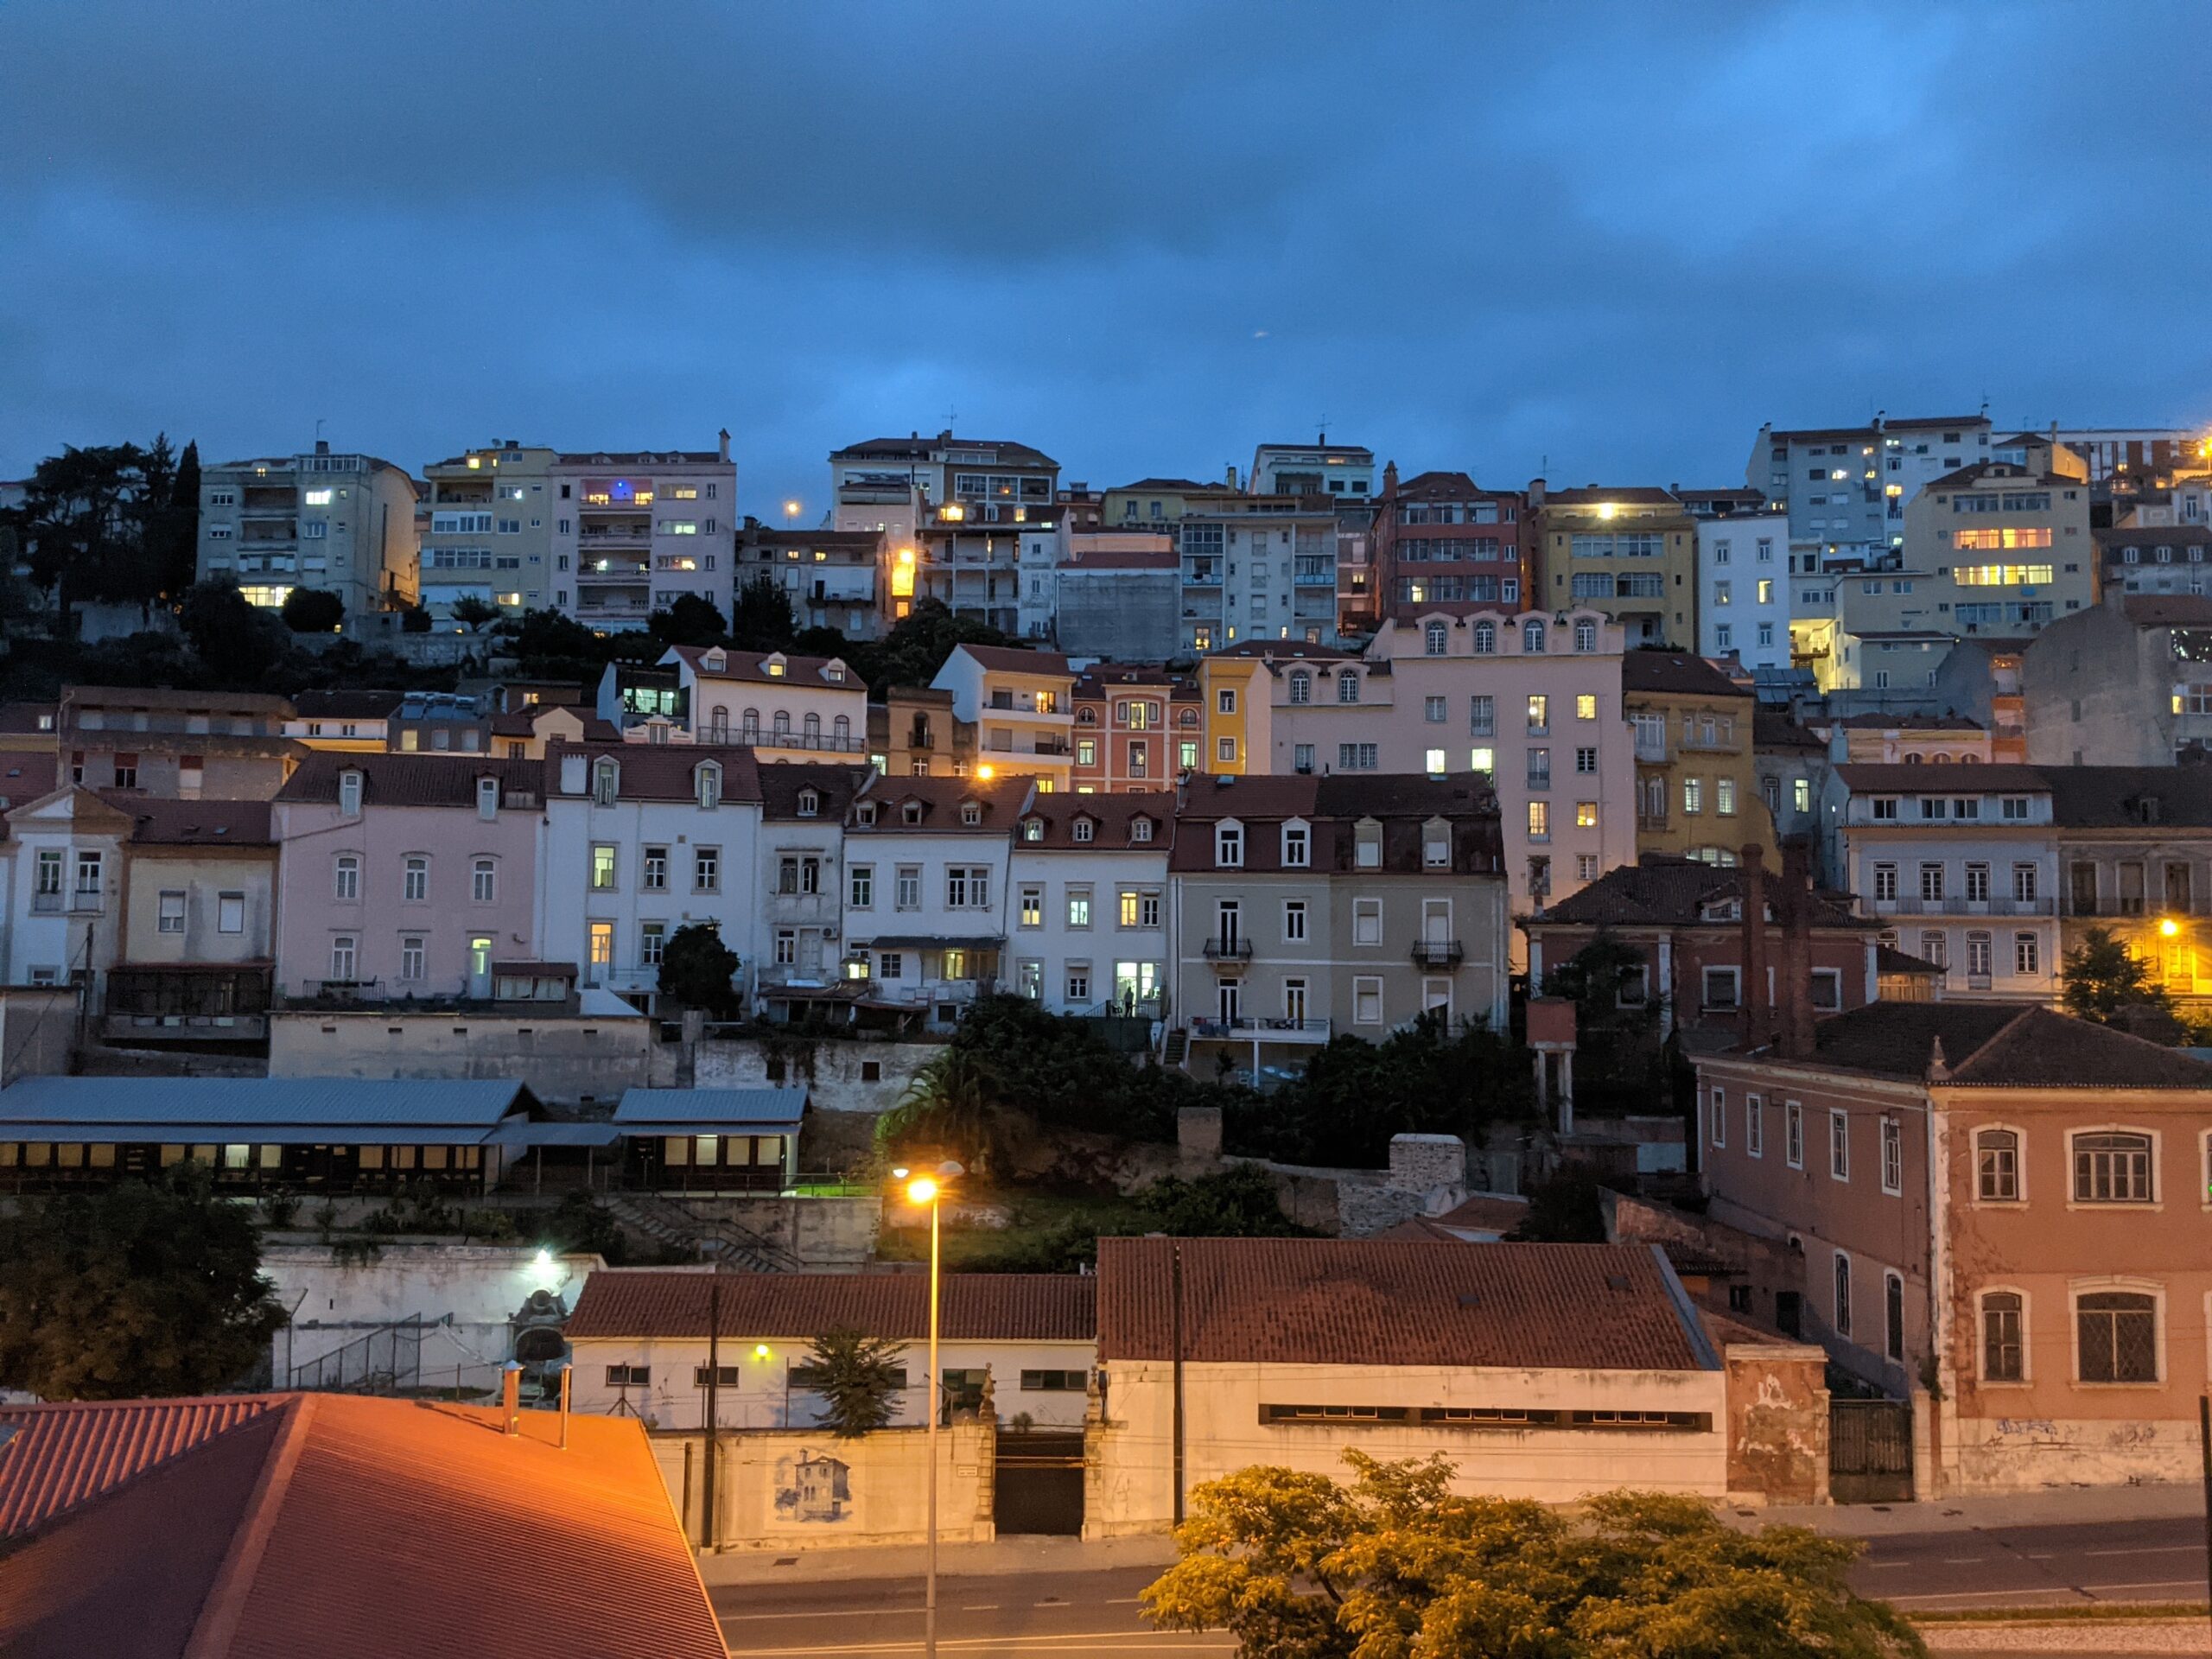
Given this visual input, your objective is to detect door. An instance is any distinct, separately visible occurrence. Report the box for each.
[1282,978,1306,1024]
[1217,979,1242,1024]
[1217,900,1241,951]
[1829,1398,1914,1503]
[468,936,493,999]
[994,1430,1085,1535]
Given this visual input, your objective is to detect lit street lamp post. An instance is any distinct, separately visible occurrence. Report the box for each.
[894,1160,963,1659]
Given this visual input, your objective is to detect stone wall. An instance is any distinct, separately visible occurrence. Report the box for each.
[691,1036,938,1114]
[1720,1338,1829,1503]
[677,1194,882,1268]
[652,1420,996,1550]
[269,1009,654,1106]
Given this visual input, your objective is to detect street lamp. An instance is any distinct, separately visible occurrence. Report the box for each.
[893,1160,964,1658]
[783,498,802,527]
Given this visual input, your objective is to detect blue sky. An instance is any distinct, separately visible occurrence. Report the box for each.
[3,0,2207,517]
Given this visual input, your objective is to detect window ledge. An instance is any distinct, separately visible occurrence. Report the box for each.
[2065,1201,2163,1213]
[2071,1380,2164,1390]
[1974,1379,2032,1389]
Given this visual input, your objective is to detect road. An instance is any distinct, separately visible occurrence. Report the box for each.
[1852,1511,2212,1611]
[712,1565,1230,1656]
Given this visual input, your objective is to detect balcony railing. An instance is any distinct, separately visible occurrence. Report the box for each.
[1202,938,1254,961]
[1411,939,1465,968]
[1188,1015,1331,1042]
[1634,741,1669,763]
[1870,896,2054,917]
[703,728,868,755]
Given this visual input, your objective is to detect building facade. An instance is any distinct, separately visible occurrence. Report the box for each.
[1531,485,1698,648]
[196,441,420,616]
[2023,594,2212,766]
[418,441,556,624]
[931,645,1077,790]
[1750,413,1993,562]
[740,524,884,639]
[1901,460,2095,640]
[1623,651,1770,867]
[1008,793,1173,1018]
[549,442,737,632]
[1696,510,1791,670]
[1070,665,1198,793]
[1368,466,1528,626]
[662,645,868,759]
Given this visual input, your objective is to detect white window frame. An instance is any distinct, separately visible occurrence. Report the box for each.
[1829,1109,1850,1183]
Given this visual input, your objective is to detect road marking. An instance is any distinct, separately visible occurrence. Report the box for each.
[732,1635,1235,1656]
[2079,1579,2209,1594]
[1939,1556,1986,1565]
[959,1605,1000,1611]
[721,1608,923,1624]
[2086,1545,2203,1558]
[1862,1560,1915,1570]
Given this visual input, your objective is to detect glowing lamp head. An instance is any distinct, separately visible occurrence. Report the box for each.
[1597,502,1618,520]
[906,1176,940,1205]
[976,764,995,779]
[2161,918,2181,938]
[754,1343,772,1360]
[784,499,801,516]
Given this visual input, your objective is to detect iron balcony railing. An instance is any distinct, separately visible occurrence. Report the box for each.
[1411,939,1465,968]
[1201,937,1254,961]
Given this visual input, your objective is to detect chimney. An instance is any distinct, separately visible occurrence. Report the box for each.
[1738,843,1771,1048]
[1528,477,1547,508]
[1382,460,1399,498]
[717,428,731,463]
[314,439,331,456]
[1226,463,1238,489]
[1779,836,1817,1059]
[501,1362,523,1435]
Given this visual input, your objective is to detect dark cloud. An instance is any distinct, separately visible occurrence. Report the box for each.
[3,0,2209,512]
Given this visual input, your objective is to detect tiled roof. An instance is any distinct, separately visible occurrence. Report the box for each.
[2098,525,2212,549]
[565,1268,1096,1343]
[849,774,1033,832]
[0,701,57,734]
[1204,639,1357,662]
[1538,486,1682,507]
[950,643,1074,676]
[1923,462,2075,493]
[0,1396,278,1539]
[1621,650,1752,700]
[1014,792,1174,850]
[2120,594,2212,627]
[60,686,291,715]
[2043,766,2212,829]
[1754,709,1827,752]
[1389,470,1513,501]
[0,753,58,807]
[544,741,763,804]
[1533,855,1862,930]
[1874,942,1944,976]
[276,751,544,809]
[1095,1238,1713,1371]
[289,690,403,720]
[1834,763,2049,792]
[0,1392,727,1659]
[665,644,866,692]
[101,795,274,847]
[758,762,872,821]
[1772,1001,2212,1088]
[1114,476,1224,493]
[833,434,1057,467]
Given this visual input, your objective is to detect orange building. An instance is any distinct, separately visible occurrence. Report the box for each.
[1071,664,1200,792]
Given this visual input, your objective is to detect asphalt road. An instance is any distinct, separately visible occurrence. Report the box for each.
[712,1565,1232,1656]
[1853,1511,2212,1611]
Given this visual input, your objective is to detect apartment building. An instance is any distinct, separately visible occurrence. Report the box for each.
[1821,763,2058,1001]
[1530,484,1697,647]
[1174,503,1339,653]
[196,440,420,616]
[840,776,1032,1025]
[57,687,300,799]
[1622,651,1770,867]
[284,691,399,754]
[2024,594,2212,766]
[1695,1000,2212,1489]
[2096,524,2212,598]
[1828,713,1993,766]
[537,743,764,1002]
[753,764,872,1011]
[1194,639,1352,779]
[1055,537,1180,662]
[1749,412,1993,560]
[1166,773,1509,1084]
[931,644,1077,790]
[659,645,868,759]
[1755,709,1830,844]
[1368,465,1528,626]
[1100,475,1244,529]
[2044,766,2212,1008]
[2046,426,2203,485]
[1249,439,1376,500]
[1900,460,2094,639]
[739,523,885,639]
[830,430,1058,550]
[867,687,972,780]
[270,754,543,1001]
[1070,665,1198,793]
[1696,509,1791,669]
[548,439,736,632]
[1008,793,1173,1017]
[418,441,556,623]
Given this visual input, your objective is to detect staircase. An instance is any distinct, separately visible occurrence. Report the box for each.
[603,1194,804,1273]
[1160,1027,1190,1068]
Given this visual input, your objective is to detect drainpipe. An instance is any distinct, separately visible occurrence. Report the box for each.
[1171,1242,1185,1526]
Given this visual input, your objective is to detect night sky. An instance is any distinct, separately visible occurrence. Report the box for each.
[3,0,2208,516]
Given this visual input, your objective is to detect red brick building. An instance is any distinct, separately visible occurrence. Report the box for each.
[1071,664,1200,793]
[1370,464,1530,625]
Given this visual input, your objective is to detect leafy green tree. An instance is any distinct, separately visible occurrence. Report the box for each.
[1133,1166,1303,1237]
[803,1326,908,1437]
[279,587,345,632]
[400,605,433,633]
[150,438,201,596]
[876,1046,1003,1177]
[852,598,1013,690]
[1144,1453,1923,1658]
[448,594,505,634]
[178,578,286,684]
[0,1168,287,1399]
[727,573,796,652]
[652,592,730,648]
[657,922,742,1017]
[514,607,607,662]
[2062,925,2174,1024]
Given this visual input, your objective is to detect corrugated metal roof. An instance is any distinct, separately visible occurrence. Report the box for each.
[0,1396,277,1538]
[0,1077,532,1129]
[0,1123,501,1146]
[566,1268,1096,1343]
[613,1087,805,1128]
[485,1121,622,1148]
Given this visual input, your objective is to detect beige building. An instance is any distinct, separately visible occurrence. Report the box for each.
[1166,774,1508,1082]
[1902,460,2095,639]
[1623,651,1770,868]
[1532,484,1698,647]
[196,440,420,617]
[419,441,557,625]
[550,440,737,632]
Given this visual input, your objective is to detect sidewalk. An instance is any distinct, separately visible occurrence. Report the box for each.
[1741,1482,2207,1539]
[696,1532,1179,1588]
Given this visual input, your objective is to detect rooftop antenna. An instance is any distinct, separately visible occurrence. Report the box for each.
[944,406,960,431]
[1317,416,1329,445]
[315,416,326,443]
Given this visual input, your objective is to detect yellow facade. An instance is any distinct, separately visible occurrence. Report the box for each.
[1196,656,1265,774]
[1624,676,1772,867]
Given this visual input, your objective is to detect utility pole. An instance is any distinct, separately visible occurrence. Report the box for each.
[700,1272,720,1550]
[1171,1241,1185,1525]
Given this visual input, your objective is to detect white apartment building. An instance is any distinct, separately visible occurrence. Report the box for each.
[1820,763,2059,1002]
[840,777,1031,1026]
[829,431,1059,546]
[196,441,419,616]
[931,645,1077,791]
[418,441,556,624]
[549,439,736,632]
[661,645,869,759]
[1248,439,1376,502]
[1697,512,1792,671]
[1176,505,1339,653]
[538,744,765,1005]
[753,766,871,1006]
[1007,794,1173,1018]
[1750,412,1993,562]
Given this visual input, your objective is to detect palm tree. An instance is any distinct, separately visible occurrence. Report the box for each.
[875,1047,1000,1178]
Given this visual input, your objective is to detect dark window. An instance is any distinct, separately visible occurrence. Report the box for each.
[1981,1292,2023,1381]
[2076,1292,2158,1383]
[1019,1370,1089,1391]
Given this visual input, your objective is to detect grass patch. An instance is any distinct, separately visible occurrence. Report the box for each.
[1908,1601,2211,1624]
[875,1189,1152,1272]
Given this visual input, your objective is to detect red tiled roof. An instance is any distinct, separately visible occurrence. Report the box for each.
[1752,1001,2212,1089]
[1095,1238,1712,1371]
[1531,855,1863,931]
[849,774,1033,832]
[0,1393,725,1659]
[1014,793,1174,850]
[102,795,275,847]
[1834,763,2049,792]
[276,751,545,809]
[0,753,57,806]
[543,741,763,804]
[950,643,1074,676]
[565,1268,1096,1342]
[665,643,867,692]
[758,763,873,822]
[0,1395,277,1539]
[2120,594,2212,627]
[1621,650,1753,700]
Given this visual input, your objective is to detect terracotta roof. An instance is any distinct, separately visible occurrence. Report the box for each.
[289,690,403,720]
[1114,476,1224,493]
[1834,763,2049,792]
[1621,650,1753,700]
[1095,1238,1713,1371]
[2042,766,2212,830]
[0,702,57,734]
[0,1396,279,1539]
[2120,594,2212,627]
[565,1268,1096,1342]
[0,753,58,806]
[544,741,762,804]
[1765,1001,2212,1088]
[1533,855,1861,931]
[276,751,543,809]
[2097,525,2212,549]
[1204,639,1357,662]
[849,774,1033,832]
[950,643,1074,677]
[1388,471,1516,503]
[1754,709,1827,752]
[1874,942,1945,976]
[665,643,866,692]
[60,687,290,716]
[757,763,873,822]
[103,795,274,847]
[1014,793,1174,850]
[1923,462,2077,493]
[1074,664,1191,693]
[1836,711,1984,730]
[0,1392,725,1659]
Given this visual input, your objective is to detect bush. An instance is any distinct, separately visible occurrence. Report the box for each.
[279,587,345,633]
[658,922,742,1018]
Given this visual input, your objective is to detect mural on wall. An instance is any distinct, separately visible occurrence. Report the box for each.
[773,1448,855,1525]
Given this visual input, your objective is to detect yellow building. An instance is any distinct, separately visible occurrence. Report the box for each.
[1193,639,1359,775]
[1902,460,2094,639]
[1622,650,1771,866]
[1532,485,1699,648]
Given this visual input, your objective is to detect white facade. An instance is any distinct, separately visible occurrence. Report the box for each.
[1248,442,1376,502]
[755,798,849,1000]
[0,790,128,991]
[1017,524,1060,641]
[1697,515,1792,671]
[1177,508,1340,653]
[1007,833,1170,1016]
[667,646,869,759]
[550,445,737,632]
[931,645,1077,789]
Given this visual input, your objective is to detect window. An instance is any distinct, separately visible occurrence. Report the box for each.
[1019,885,1043,928]
[1885,1272,1905,1364]
[1810,968,1842,1011]
[593,759,619,805]
[696,762,721,810]
[1353,976,1382,1025]
[1715,777,1736,817]
[643,847,667,891]
[1918,861,1944,902]
[1216,823,1243,867]
[639,923,665,967]
[1287,671,1311,704]
[334,855,360,901]
[1353,898,1382,946]
[1872,863,1897,901]
[1469,695,1494,736]
[472,859,496,903]
[1681,778,1702,816]
[1217,687,1236,714]
[1217,736,1236,764]
[1833,1253,1853,1338]
[338,770,363,817]
[849,864,874,908]
[399,935,425,981]
[1472,620,1495,653]
[404,855,429,902]
[693,848,720,893]
[1880,1116,1903,1195]
[2076,1291,2158,1383]
[1829,1109,1850,1181]
[1981,1292,2024,1382]
[2012,862,2038,903]
[1425,620,1447,656]
[1526,694,1548,734]
[1522,620,1546,652]
[605,1363,650,1389]
[1281,823,1309,867]
[945,867,989,908]
[1574,619,1597,652]
[157,890,186,934]
[2072,1131,2152,1203]
[1065,964,1090,1002]
[591,843,618,891]
[476,775,499,820]
[1066,887,1092,928]
[1424,695,1447,724]
[1977,1128,2018,1200]
[895,866,920,909]
[2014,932,2039,976]
[1575,747,1598,774]
[1745,1093,1764,1156]
[1785,1100,1803,1168]
[1527,800,1549,842]
[1701,966,1739,1009]
[1283,899,1307,943]
[1709,1085,1726,1148]
[218,892,245,934]
[330,936,358,981]
[1337,671,1360,704]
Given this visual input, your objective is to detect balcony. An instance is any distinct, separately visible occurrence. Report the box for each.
[1633,741,1669,763]
[766,892,839,925]
[1202,937,1254,961]
[1188,1016,1331,1043]
[708,727,868,755]
[1869,895,2054,917]
[1410,939,1465,968]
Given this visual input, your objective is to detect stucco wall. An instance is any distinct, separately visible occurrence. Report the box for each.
[1722,1340,1829,1503]
[692,1037,933,1113]
[654,1421,995,1550]
[268,1009,654,1106]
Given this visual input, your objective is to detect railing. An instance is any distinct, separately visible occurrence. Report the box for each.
[1634,742,1669,763]
[69,892,103,914]
[1201,938,1254,960]
[1870,896,2054,917]
[1637,813,1669,831]
[1411,939,1465,968]
[1188,1015,1331,1041]
[30,891,61,914]
[744,730,868,754]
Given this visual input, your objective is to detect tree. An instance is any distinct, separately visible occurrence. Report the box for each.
[652,592,730,648]
[150,438,201,597]
[1543,931,1671,1117]
[1144,1453,1923,1659]
[657,922,741,1017]
[1134,1166,1303,1238]
[855,598,1013,690]
[280,587,345,633]
[445,594,504,635]
[2062,925,2174,1024]
[400,605,433,633]
[803,1326,907,1437]
[875,1046,1003,1177]
[726,573,796,653]
[178,578,286,683]
[0,1168,286,1399]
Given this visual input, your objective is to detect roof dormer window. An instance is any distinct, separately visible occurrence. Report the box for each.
[824,663,845,683]
[1072,817,1095,842]
[476,775,499,820]
[1021,817,1044,842]
[1130,817,1154,842]
[702,647,727,671]
[903,802,924,825]
[765,658,786,677]
[856,802,878,826]
[961,801,982,827]
[593,758,619,806]
[797,789,820,818]
[338,768,363,817]
[696,761,721,810]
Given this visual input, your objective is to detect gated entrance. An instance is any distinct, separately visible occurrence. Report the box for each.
[1829,1397,1913,1503]
[994,1431,1085,1535]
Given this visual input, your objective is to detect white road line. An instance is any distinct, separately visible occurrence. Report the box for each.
[1939,1557,1986,1565]
[721,1608,923,1624]
[2086,1545,2203,1558]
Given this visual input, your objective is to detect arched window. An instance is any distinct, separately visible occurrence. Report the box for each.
[772,709,792,737]
[1288,671,1311,704]
[1980,1291,2024,1381]
[1472,620,1496,655]
[1522,619,1547,653]
[696,762,721,810]
[1975,1128,2019,1200]
[1424,621,1447,656]
[1337,671,1359,704]
[1574,620,1597,653]
[833,714,851,746]
[741,708,760,741]
[804,711,822,743]
[708,704,729,741]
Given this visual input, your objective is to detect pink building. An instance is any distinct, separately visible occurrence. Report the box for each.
[271,753,544,1000]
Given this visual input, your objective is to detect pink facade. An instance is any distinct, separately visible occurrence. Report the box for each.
[271,755,543,1000]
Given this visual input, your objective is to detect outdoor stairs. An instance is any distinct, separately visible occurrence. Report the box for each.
[602,1194,804,1273]
[1160,1027,1189,1068]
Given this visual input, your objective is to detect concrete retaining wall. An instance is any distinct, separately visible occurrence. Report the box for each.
[652,1421,996,1550]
